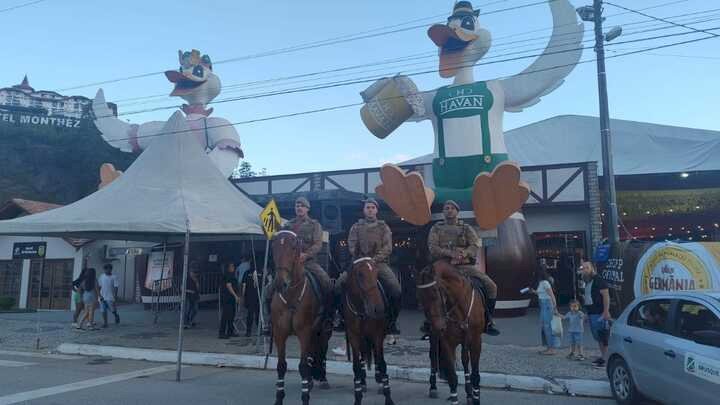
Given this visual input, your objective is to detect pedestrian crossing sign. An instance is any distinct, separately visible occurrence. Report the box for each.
[260,199,282,239]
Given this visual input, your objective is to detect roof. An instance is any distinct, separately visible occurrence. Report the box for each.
[0,199,91,248]
[0,198,62,218]
[0,112,264,242]
[401,115,720,176]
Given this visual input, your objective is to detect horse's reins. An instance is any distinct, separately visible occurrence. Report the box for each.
[273,230,308,311]
[417,271,475,330]
[345,257,376,319]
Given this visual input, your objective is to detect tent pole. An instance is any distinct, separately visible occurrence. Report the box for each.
[259,237,271,357]
[176,226,191,382]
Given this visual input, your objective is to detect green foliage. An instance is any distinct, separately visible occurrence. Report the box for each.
[0,122,137,204]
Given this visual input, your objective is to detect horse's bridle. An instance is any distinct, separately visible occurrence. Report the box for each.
[417,269,475,330]
[272,230,308,310]
[345,257,378,319]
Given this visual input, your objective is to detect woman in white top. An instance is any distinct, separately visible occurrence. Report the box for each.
[530,266,560,355]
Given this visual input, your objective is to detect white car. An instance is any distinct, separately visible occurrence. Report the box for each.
[606,291,720,404]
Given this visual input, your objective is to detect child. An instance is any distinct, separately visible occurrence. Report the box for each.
[564,299,586,360]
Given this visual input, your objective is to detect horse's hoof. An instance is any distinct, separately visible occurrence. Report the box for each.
[428,389,438,399]
[319,380,330,390]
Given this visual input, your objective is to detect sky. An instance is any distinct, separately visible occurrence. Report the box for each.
[4,0,720,175]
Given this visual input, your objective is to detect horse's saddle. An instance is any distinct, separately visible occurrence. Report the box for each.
[304,271,326,307]
[466,276,488,309]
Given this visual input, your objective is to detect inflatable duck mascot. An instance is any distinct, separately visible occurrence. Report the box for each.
[92,49,244,178]
[360,0,583,314]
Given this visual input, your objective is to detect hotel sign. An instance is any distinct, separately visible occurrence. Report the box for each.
[0,107,86,129]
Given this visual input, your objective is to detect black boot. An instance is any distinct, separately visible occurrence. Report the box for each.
[485,299,500,336]
[386,300,401,335]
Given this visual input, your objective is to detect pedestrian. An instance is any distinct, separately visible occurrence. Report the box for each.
[579,261,611,368]
[71,268,87,328]
[241,265,261,337]
[77,268,100,330]
[530,266,560,355]
[219,262,241,339]
[563,299,586,360]
[237,253,252,282]
[184,262,201,329]
[98,263,120,328]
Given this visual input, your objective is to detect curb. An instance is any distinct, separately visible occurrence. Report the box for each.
[57,343,611,398]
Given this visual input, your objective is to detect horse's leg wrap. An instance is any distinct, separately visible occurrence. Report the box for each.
[299,356,312,405]
[378,360,393,405]
[275,359,287,405]
[471,372,480,405]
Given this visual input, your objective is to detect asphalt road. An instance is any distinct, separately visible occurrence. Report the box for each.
[0,350,613,405]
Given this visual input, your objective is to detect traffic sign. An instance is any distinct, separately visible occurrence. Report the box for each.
[260,199,282,239]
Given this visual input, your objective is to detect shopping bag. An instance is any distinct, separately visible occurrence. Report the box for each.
[551,315,564,337]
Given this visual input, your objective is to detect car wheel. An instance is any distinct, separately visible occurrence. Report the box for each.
[609,357,640,404]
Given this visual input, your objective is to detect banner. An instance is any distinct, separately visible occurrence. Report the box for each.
[599,241,720,313]
[144,251,175,291]
[634,242,720,296]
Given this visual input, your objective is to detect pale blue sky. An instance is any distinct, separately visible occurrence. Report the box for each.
[5,0,719,175]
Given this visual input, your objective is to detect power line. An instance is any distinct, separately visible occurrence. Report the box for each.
[107,25,720,119]
[86,32,720,147]
[605,1,720,38]
[56,0,557,92]
[0,0,46,14]
[113,5,720,108]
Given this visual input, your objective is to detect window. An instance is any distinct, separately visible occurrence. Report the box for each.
[676,300,720,343]
[628,299,672,333]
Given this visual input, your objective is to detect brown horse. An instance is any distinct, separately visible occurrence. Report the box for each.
[416,261,485,405]
[344,257,395,405]
[270,230,332,405]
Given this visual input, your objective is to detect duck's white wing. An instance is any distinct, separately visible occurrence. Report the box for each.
[92,89,134,152]
[500,0,584,112]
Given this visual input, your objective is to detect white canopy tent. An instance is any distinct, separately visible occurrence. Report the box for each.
[0,112,264,241]
[0,112,266,380]
[402,115,720,176]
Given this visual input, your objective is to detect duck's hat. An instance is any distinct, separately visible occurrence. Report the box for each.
[449,1,480,20]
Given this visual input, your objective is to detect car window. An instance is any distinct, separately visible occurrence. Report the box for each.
[628,299,672,333]
[676,300,720,343]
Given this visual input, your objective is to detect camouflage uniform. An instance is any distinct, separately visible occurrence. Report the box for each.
[427,218,497,299]
[340,217,402,312]
[262,215,332,333]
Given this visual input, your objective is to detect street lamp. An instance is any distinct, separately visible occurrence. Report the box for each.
[577,0,622,246]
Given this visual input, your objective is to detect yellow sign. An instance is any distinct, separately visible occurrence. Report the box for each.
[260,199,282,239]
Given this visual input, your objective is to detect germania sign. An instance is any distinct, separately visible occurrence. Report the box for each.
[0,108,86,129]
[634,242,720,297]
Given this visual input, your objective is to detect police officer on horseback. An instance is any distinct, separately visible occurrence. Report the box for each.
[336,198,402,335]
[427,200,500,336]
[261,196,332,336]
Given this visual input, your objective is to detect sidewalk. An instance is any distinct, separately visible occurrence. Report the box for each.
[0,305,607,381]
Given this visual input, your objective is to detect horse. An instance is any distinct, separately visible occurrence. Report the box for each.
[270,230,332,405]
[343,257,395,405]
[416,261,486,405]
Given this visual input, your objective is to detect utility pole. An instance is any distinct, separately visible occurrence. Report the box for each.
[579,0,621,245]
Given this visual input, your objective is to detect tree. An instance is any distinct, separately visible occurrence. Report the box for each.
[232,161,267,178]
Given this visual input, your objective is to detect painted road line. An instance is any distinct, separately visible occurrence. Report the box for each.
[0,360,36,367]
[0,350,82,360]
[0,364,180,405]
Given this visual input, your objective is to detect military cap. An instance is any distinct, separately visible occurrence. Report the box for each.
[363,197,379,208]
[443,200,460,210]
[295,196,311,209]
